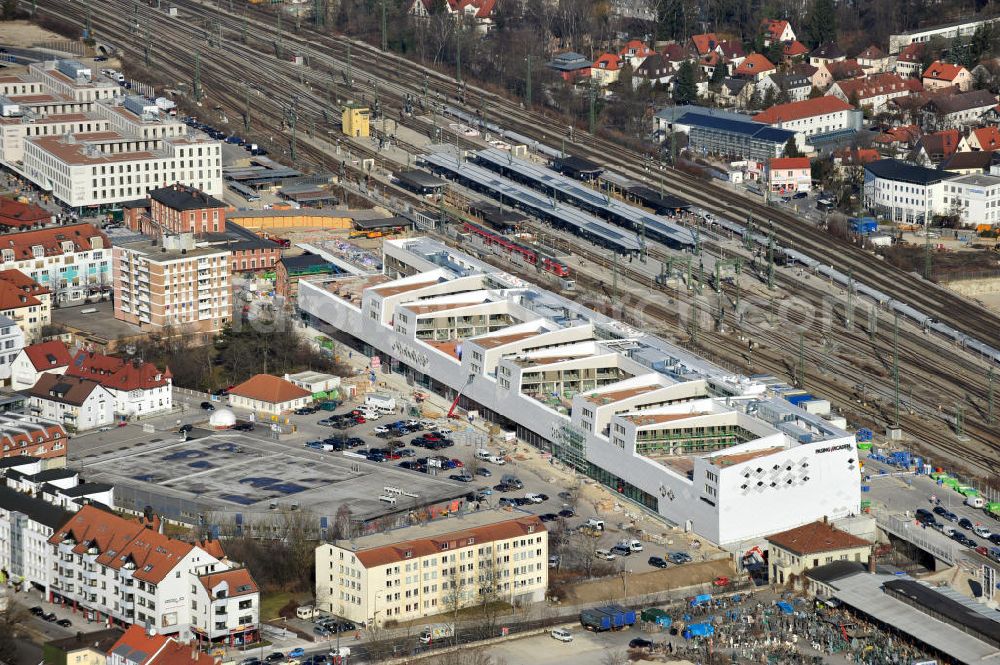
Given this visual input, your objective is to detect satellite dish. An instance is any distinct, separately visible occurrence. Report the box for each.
[125,344,136,356]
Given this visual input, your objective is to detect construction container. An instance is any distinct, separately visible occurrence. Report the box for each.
[801,399,831,416]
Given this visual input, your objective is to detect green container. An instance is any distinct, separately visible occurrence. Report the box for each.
[958,486,979,497]
[856,441,872,451]
[942,477,962,490]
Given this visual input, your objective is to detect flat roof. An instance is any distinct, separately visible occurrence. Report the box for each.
[709,447,784,467]
[115,238,229,260]
[337,508,539,550]
[354,216,412,230]
[472,331,541,349]
[584,384,661,405]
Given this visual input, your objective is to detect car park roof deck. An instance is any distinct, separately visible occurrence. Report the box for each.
[73,431,469,525]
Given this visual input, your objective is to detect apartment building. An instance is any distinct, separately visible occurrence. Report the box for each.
[42,628,124,665]
[190,566,260,646]
[0,412,67,466]
[0,484,70,593]
[64,350,172,418]
[766,519,872,585]
[48,504,259,644]
[0,268,51,343]
[300,238,860,546]
[826,73,923,114]
[113,233,230,335]
[863,159,956,225]
[752,97,862,139]
[0,314,24,383]
[0,223,111,305]
[125,185,281,276]
[315,513,547,625]
[1,458,115,513]
[28,374,115,431]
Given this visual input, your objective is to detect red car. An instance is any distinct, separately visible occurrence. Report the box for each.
[712,576,730,587]
[386,451,402,460]
[354,416,366,424]
[423,433,441,442]
[451,459,464,467]
[976,546,989,557]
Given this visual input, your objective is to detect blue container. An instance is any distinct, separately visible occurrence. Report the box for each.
[682,623,715,639]
[776,601,794,615]
[785,393,815,406]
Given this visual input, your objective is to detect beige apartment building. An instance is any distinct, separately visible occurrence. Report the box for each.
[315,512,547,625]
[766,519,872,585]
[112,234,230,334]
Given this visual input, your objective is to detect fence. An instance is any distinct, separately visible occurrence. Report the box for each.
[875,513,957,564]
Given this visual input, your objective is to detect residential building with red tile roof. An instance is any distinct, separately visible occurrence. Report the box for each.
[0,413,67,463]
[923,61,972,91]
[961,125,1000,152]
[717,40,746,68]
[760,19,795,46]
[316,512,547,625]
[689,33,720,57]
[734,53,776,82]
[108,625,221,665]
[782,40,809,60]
[0,223,111,306]
[65,350,172,418]
[228,373,311,415]
[406,0,497,33]
[767,157,812,194]
[834,147,881,173]
[912,129,962,165]
[754,97,859,139]
[660,43,689,67]
[52,505,259,645]
[10,339,71,390]
[827,73,924,113]
[0,268,49,343]
[826,59,865,81]
[894,42,926,77]
[619,40,655,68]
[766,519,871,585]
[591,53,623,86]
[0,198,54,230]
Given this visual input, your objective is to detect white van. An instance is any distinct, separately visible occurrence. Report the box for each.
[475,449,493,461]
[585,518,605,531]
[296,605,317,620]
[489,455,506,465]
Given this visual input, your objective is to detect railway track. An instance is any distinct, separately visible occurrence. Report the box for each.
[31,0,1000,473]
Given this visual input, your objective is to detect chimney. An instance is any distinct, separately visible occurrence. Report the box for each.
[822,515,828,524]
[867,553,876,573]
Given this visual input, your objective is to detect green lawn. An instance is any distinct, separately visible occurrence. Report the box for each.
[259,591,310,622]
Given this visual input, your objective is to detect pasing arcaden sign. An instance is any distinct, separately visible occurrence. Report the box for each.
[813,443,852,454]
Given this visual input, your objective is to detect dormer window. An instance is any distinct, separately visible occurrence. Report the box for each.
[404,550,413,558]
[441,542,449,551]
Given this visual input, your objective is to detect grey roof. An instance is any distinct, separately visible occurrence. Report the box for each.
[353,216,412,230]
[768,73,811,90]
[280,253,339,273]
[926,89,997,114]
[884,578,1000,647]
[394,170,446,190]
[28,468,78,483]
[149,184,226,211]
[675,112,796,143]
[804,559,867,584]
[723,78,751,95]
[655,104,750,123]
[939,150,995,172]
[831,571,1000,664]
[45,628,124,654]
[0,484,72,528]
[811,42,846,59]
[60,482,114,497]
[0,455,39,469]
[547,52,592,71]
[865,159,952,185]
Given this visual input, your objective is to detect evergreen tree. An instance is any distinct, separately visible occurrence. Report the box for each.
[783,136,802,158]
[709,60,726,91]
[806,0,837,47]
[673,61,698,104]
[656,0,685,42]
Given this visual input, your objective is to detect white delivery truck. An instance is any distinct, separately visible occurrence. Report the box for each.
[365,393,396,413]
[419,623,454,644]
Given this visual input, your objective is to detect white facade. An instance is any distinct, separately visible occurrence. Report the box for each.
[29,380,115,431]
[940,174,1000,227]
[50,506,256,642]
[0,316,24,383]
[0,487,66,592]
[300,238,861,546]
[864,165,950,225]
[0,63,222,208]
[10,350,67,391]
[755,107,860,138]
[189,565,260,644]
[888,17,1000,54]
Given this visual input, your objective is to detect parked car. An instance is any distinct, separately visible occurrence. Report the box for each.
[713,576,731,586]
[56,618,72,627]
[610,545,632,557]
[669,552,692,564]
[233,422,254,431]
[648,556,668,568]
[558,508,575,518]
[288,649,306,659]
[550,628,573,642]
[200,401,215,411]
[448,473,473,482]
[42,612,57,622]
[594,549,616,561]
[265,653,285,663]
[628,638,653,649]
[959,517,975,531]
[539,513,559,522]
[525,493,545,504]
[29,606,44,617]
[476,467,492,477]
[975,526,993,539]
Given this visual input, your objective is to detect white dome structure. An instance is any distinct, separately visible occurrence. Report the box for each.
[209,407,237,429]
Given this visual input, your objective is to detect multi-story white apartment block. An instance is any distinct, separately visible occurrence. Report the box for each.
[190,565,260,646]
[112,233,231,335]
[48,504,260,645]
[752,97,862,139]
[0,61,222,208]
[315,513,547,626]
[0,483,70,593]
[300,238,861,547]
[888,16,1000,54]
[0,314,24,383]
[0,223,111,305]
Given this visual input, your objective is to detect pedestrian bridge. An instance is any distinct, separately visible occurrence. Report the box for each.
[875,513,958,567]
